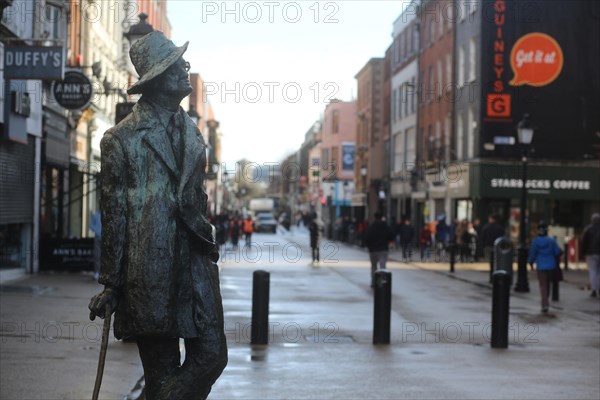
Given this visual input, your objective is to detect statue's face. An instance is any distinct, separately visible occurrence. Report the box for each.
[160,57,192,98]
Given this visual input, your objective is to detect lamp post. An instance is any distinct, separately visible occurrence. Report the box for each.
[124,13,154,45]
[514,114,534,293]
[212,163,220,215]
[187,105,200,126]
[360,165,368,222]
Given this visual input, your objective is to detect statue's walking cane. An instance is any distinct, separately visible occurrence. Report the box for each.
[92,309,112,400]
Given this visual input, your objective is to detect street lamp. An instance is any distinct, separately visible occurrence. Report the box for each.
[360,165,368,222]
[124,13,154,45]
[187,105,200,126]
[212,163,220,215]
[514,114,534,293]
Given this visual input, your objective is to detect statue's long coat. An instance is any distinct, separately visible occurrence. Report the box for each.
[99,100,224,340]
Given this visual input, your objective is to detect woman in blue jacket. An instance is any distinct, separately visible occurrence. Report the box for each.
[529,221,563,313]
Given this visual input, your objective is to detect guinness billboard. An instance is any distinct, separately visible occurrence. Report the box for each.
[480,0,600,160]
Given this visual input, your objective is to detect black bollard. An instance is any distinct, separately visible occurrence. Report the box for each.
[563,243,569,271]
[491,270,511,349]
[494,237,514,285]
[373,270,392,345]
[449,244,456,273]
[251,270,270,345]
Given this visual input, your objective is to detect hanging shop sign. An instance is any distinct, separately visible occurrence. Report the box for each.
[52,71,93,110]
[3,46,64,80]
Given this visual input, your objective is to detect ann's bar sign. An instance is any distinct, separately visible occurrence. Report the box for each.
[3,46,64,80]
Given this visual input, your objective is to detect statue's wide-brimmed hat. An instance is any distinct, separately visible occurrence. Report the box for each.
[127,31,189,95]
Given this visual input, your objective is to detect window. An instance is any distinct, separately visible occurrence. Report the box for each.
[469,38,477,82]
[428,65,434,102]
[44,4,63,40]
[322,148,329,168]
[392,88,397,122]
[429,19,435,46]
[420,70,425,105]
[458,45,465,86]
[393,133,403,172]
[448,4,454,31]
[414,25,420,53]
[446,52,452,87]
[437,60,443,98]
[332,109,339,133]
[331,146,338,171]
[456,112,464,160]
[406,127,416,167]
[444,116,451,162]
[471,0,478,15]
[418,127,425,162]
[439,13,444,38]
[404,84,409,116]
[410,77,416,113]
[399,32,404,63]
[467,107,475,159]
[435,120,442,159]
[460,1,467,22]
[409,26,414,55]
[398,87,403,120]
[427,125,434,161]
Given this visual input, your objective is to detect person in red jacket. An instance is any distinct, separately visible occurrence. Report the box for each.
[242,215,254,248]
[419,224,432,261]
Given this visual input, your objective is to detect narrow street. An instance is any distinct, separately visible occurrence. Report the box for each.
[212,228,600,399]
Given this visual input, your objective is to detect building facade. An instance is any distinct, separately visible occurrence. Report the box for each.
[448,0,600,244]
[390,6,420,222]
[415,0,456,231]
[354,59,384,223]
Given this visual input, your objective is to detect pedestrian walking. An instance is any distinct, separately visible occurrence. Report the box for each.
[481,214,505,264]
[529,222,562,313]
[90,210,102,281]
[419,224,432,261]
[309,213,320,265]
[434,215,449,261]
[581,213,600,298]
[243,215,254,248]
[229,215,241,250]
[399,219,415,261]
[364,211,395,288]
[473,218,483,261]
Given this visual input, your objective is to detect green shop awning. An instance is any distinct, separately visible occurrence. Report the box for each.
[469,162,600,200]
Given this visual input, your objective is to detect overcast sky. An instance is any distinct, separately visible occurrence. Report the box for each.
[168,1,406,167]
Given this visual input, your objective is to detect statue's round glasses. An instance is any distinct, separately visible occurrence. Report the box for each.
[184,61,191,72]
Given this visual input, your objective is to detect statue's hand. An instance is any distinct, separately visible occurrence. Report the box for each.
[88,287,119,321]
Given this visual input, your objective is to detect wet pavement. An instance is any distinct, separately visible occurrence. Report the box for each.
[1,227,598,399]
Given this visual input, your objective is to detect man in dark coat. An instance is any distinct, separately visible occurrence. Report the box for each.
[481,214,505,264]
[88,32,227,400]
[364,212,394,287]
[399,219,415,261]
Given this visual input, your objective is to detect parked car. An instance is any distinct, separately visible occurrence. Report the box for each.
[255,213,277,233]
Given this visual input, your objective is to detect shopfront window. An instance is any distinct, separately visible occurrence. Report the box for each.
[0,224,26,269]
[456,199,473,222]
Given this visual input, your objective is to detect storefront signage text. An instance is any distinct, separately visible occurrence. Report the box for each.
[490,179,591,190]
[485,0,511,120]
[4,46,64,80]
[509,32,563,86]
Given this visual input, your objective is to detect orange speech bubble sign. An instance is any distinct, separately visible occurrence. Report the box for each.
[509,32,563,87]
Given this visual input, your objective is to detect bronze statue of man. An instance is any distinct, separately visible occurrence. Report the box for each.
[88,31,227,400]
